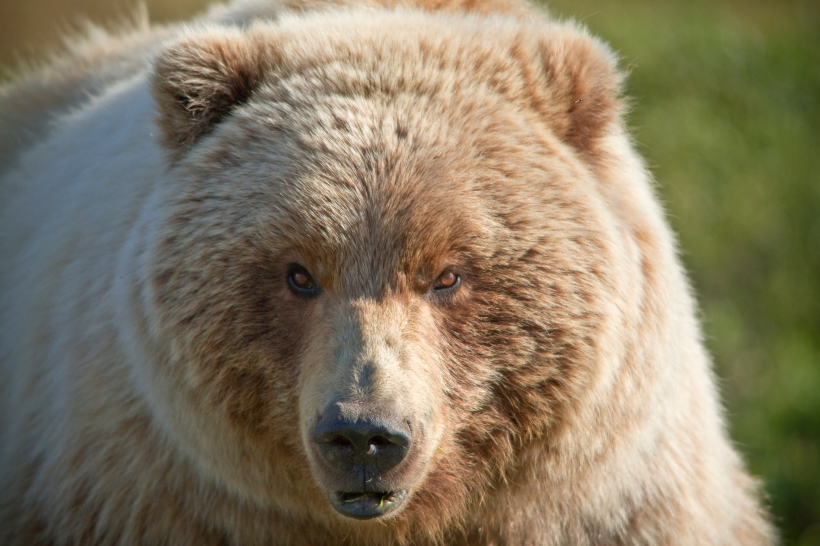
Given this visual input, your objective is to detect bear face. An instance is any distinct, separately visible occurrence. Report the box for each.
[144,12,624,530]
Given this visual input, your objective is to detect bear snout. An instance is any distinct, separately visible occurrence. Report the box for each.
[307,402,423,519]
[312,410,411,474]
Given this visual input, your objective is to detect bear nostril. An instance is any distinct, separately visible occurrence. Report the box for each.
[370,435,391,448]
[367,435,393,456]
[330,435,354,448]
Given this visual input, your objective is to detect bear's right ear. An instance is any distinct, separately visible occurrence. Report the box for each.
[152,28,267,157]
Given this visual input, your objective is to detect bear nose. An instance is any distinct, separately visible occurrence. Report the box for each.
[312,412,411,473]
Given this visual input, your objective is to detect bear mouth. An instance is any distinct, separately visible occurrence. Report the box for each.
[328,489,408,519]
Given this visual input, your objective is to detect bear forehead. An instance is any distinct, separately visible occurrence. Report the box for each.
[183,88,563,292]
[184,111,513,292]
[162,11,602,294]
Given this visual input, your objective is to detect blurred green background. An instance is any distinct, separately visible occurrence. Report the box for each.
[1,0,818,543]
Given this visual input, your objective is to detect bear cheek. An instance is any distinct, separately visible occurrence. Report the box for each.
[152,248,307,441]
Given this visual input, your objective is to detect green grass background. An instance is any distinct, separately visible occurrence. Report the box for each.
[2,0,819,543]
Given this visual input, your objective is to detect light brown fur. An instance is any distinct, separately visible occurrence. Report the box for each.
[0,0,774,544]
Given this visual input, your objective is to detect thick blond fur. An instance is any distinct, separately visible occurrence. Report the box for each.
[0,0,774,544]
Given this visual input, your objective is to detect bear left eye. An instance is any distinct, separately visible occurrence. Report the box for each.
[287,264,320,298]
[433,270,461,291]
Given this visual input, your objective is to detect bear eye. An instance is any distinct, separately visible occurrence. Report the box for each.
[433,270,461,291]
[287,264,320,298]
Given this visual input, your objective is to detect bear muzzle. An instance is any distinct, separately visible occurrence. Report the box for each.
[310,403,418,519]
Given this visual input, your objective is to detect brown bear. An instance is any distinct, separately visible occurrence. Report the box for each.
[0,0,774,544]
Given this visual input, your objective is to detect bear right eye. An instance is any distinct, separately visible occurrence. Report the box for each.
[432,269,462,292]
[287,264,320,298]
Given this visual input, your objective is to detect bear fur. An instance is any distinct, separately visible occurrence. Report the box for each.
[0,0,774,544]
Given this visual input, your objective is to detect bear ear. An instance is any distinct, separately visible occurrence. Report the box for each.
[152,28,267,157]
[523,26,624,157]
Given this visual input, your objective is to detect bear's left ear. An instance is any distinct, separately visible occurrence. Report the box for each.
[152,28,268,157]
[522,25,625,158]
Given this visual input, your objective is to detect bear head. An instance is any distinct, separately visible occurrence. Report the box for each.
[138,9,625,541]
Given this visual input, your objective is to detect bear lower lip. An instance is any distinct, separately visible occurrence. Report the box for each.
[329,490,408,519]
